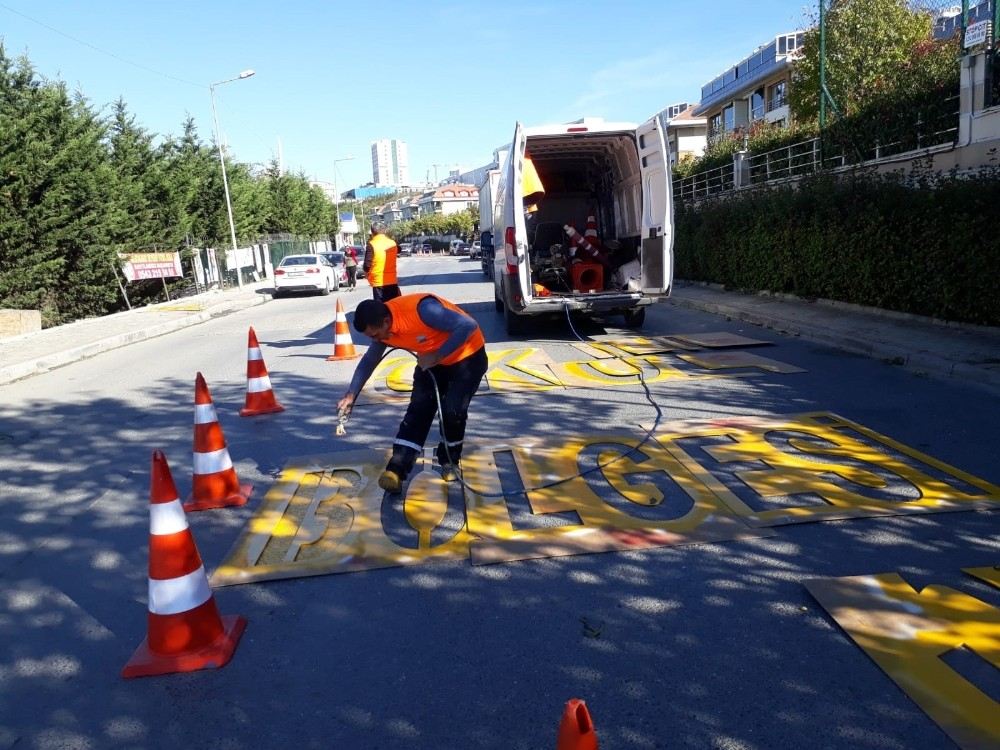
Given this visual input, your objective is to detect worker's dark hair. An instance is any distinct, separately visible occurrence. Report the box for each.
[353,299,390,333]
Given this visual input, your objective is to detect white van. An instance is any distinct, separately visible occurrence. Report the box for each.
[492,117,673,333]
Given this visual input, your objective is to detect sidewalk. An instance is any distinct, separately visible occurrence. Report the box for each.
[0,282,271,386]
[2,280,999,396]
[669,282,1000,396]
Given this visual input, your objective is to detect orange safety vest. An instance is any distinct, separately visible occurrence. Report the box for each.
[367,233,398,287]
[384,294,485,366]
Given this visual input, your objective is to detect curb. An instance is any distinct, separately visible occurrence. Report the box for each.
[0,293,269,386]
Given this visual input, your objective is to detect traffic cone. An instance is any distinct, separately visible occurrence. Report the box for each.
[327,296,361,361]
[185,372,253,512]
[584,214,602,249]
[556,699,599,750]
[123,450,247,678]
[239,327,285,417]
[564,224,611,269]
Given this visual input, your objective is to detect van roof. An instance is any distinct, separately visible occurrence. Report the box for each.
[523,117,638,137]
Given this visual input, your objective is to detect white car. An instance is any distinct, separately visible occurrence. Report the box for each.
[273,254,340,297]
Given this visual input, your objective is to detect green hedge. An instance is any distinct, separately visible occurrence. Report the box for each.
[674,169,1000,326]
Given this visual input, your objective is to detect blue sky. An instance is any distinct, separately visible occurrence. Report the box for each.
[0,0,811,189]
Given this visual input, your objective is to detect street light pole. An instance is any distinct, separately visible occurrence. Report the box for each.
[333,155,355,248]
[209,69,255,289]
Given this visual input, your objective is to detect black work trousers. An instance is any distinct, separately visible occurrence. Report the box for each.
[387,346,488,477]
[372,284,401,302]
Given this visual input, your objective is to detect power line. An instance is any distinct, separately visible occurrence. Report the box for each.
[0,2,202,88]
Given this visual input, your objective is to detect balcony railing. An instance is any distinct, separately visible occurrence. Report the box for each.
[672,162,735,202]
[675,94,961,201]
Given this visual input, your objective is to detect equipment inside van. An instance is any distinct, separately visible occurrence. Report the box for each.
[492,117,673,333]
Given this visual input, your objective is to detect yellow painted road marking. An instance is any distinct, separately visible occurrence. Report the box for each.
[805,571,1000,749]
[213,413,1000,582]
[655,412,1000,526]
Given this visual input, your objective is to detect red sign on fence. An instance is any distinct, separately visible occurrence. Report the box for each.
[121,252,183,282]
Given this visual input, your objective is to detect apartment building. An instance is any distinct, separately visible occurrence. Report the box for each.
[655,102,708,164]
[371,138,410,186]
[695,32,805,144]
[417,184,479,216]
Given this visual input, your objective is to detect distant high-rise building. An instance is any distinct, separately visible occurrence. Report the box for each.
[370,139,410,187]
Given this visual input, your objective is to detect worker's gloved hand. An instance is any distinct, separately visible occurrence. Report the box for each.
[335,393,354,437]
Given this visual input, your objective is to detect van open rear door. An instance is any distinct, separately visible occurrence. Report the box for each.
[505,122,532,302]
[635,116,673,295]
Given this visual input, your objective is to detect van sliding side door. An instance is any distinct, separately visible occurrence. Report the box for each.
[635,116,673,295]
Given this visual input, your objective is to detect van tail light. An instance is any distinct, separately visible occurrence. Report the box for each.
[504,226,517,275]
[275,269,285,275]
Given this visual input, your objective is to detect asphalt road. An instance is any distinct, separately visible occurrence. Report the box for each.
[1,254,997,749]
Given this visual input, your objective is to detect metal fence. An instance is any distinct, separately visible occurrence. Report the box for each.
[673,91,962,201]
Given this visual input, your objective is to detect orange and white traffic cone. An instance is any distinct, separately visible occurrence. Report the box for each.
[122,450,247,678]
[185,372,253,512]
[327,296,361,361]
[239,326,284,417]
[556,699,599,750]
[584,214,602,249]
[564,224,611,269]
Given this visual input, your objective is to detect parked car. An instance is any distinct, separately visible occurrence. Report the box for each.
[470,241,482,259]
[398,242,413,256]
[421,242,434,253]
[273,254,340,297]
[449,240,470,256]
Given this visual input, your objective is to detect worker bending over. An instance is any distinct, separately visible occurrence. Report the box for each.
[337,293,487,492]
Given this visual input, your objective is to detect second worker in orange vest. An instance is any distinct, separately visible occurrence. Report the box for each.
[362,221,401,302]
[336,293,487,492]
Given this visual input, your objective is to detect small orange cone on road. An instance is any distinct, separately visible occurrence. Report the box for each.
[185,372,253,512]
[123,450,247,678]
[327,296,361,361]
[240,326,284,417]
[556,699,599,750]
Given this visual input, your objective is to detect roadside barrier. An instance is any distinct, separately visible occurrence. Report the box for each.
[122,450,247,678]
[185,372,253,511]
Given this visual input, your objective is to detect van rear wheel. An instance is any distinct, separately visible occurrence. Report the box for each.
[623,307,646,329]
[504,304,526,335]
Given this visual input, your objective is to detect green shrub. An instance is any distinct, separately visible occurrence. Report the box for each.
[674,168,1000,325]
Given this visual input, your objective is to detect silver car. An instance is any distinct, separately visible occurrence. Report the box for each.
[273,254,340,297]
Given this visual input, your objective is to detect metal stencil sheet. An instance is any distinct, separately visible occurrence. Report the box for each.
[571,336,699,358]
[669,332,772,349]
[677,351,806,373]
[805,571,1000,750]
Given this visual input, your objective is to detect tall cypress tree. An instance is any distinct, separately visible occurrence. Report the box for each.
[0,47,118,325]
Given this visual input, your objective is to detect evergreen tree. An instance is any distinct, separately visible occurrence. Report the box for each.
[0,47,118,325]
